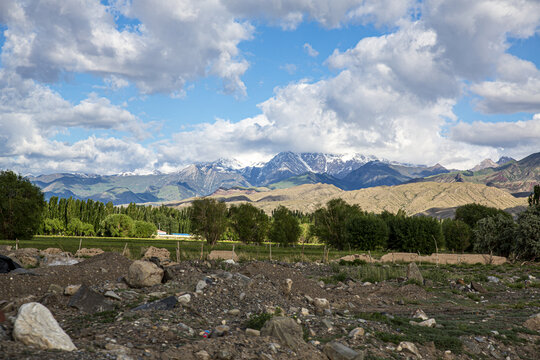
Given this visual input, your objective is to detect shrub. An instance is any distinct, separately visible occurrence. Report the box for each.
[100,214,134,237]
[455,203,512,229]
[515,206,540,260]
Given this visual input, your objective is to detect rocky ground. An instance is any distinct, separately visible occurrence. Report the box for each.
[1,246,540,360]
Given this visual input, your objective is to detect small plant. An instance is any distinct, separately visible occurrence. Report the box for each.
[246,312,273,330]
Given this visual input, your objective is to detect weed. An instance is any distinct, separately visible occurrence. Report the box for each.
[374,331,403,344]
[245,312,272,330]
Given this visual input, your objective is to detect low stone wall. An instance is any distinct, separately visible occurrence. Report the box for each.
[342,252,507,265]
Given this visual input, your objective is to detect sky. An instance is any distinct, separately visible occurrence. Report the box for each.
[1,0,540,175]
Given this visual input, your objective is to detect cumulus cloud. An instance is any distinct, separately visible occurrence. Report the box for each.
[450,114,540,160]
[471,55,540,113]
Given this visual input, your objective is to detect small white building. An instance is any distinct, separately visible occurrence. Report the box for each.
[157,229,167,236]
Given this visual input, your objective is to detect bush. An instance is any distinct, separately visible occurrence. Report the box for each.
[345,213,388,250]
[66,218,95,236]
[455,203,512,229]
[268,206,301,246]
[473,214,517,257]
[400,216,443,254]
[442,219,471,252]
[41,218,64,235]
[132,220,157,238]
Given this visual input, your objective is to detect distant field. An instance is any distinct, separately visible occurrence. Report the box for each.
[0,235,357,262]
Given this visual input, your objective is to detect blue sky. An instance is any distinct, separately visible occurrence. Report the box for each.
[1,1,540,175]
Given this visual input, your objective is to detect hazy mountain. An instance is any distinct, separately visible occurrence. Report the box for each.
[417,152,540,195]
[341,161,449,190]
[470,159,498,171]
[27,151,535,205]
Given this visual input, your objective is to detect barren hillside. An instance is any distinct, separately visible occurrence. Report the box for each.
[172,182,527,215]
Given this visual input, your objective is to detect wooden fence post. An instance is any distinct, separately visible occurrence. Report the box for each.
[176,241,180,262]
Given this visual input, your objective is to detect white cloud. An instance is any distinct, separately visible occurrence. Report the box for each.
[303,43,319,57]
[450,114,540,159]
[471,55,540,114]
[280,63,297,74]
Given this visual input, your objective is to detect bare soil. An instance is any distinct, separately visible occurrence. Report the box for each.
[1,251,539,360]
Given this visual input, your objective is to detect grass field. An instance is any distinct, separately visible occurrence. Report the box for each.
[0,235,360,262]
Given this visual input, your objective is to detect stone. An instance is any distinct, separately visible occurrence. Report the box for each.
[348,327,365,339]
[196,280,207,293]
[322,319,334,330]
[223,259,236,265]
[300,307,310,316]
[75,248,104,257]
[68,285,114,313]
[45,256,79,266]
[413,309,429,321]
[487,276,500,283]
[64,284,81,296]
[323,341,364,360]
[143,246,171,263]
[239,292,246,301]
[132,296,177,311]
[282,278,293,295]
[195,350,211,360]
[314,298,330,313]
[418,318,436,327]
[177,294,191,305]
[13,302,76,351]
[127,260,164,288]
[0,254,22,273]
[471,281,488,293]
[524,313,540,331]
[211,324,230,337]
[104,291,122,301]
[406,262,423,283]
[260,316,305,348]
[246,328,260,337]
[228,308,240,316]
[397,341,422,358]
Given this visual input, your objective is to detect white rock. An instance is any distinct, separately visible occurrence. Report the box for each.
[196,280,207,293]
[283,278,293,295]
[300,307,310,316]
[397,341,421,358]
[223,259,236,265]
[314,298,330,310]
[348,327,365,339]
[413,309,429,321]
[127,260,164,288]
[64,284,81,296]
[177,294,191,305]
[104,291,122,301]
[418,318,436,327]
[13,302,76,351]
[245,328,260,337]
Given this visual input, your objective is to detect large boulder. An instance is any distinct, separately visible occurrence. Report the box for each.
[13,302,76,351]
[260,316,305,348]
[0,254,22,273]
[406,262,423,283]
[127,260,164,288]
[524,313,540,332]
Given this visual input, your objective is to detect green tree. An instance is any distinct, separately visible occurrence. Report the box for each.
[310,199,362,250]
[268,206,301,246]
[442,219,471,252]
[515,206,540,260]
[0,170,45,240]
[189,198,228,245]
[528,185,540,207]
[100,214,134,237]
[132,220,157,238]
[400,216,443,254]
[473,214,517,257]
[455,203,512,229]
[41,218,64,235]
[66,218,85,236]
[229,203,269,244]
[345,213,388,250]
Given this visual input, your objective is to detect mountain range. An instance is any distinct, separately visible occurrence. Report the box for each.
[26,151,539,205]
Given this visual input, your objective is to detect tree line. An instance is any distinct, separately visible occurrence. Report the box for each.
[1,170,539,259]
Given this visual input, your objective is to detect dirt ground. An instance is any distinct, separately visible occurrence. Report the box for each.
[1,249,539,360]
